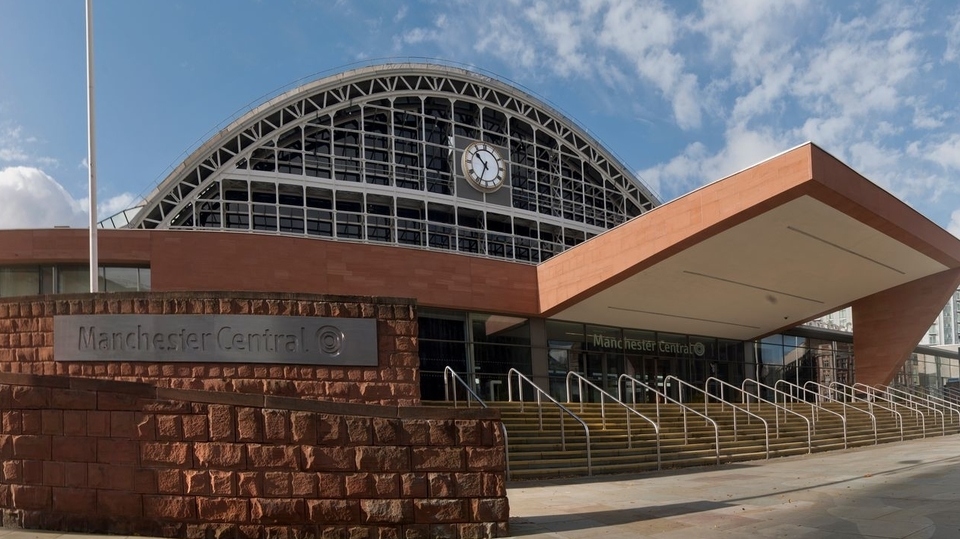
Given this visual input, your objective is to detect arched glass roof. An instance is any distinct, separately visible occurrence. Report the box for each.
[129,63,660,263]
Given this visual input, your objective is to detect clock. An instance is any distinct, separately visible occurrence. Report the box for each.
[462,141,505,192]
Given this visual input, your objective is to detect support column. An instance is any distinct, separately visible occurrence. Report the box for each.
[852,268,960,386]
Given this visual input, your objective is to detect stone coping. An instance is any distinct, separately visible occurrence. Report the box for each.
[0,291,416,306]
[0,372,497,421]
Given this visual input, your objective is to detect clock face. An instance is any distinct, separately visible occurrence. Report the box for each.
[462,141,505,193]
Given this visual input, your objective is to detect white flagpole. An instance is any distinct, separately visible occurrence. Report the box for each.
[86,0,99,292]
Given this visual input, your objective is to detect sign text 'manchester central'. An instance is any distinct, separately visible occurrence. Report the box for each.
[54,314,378,366]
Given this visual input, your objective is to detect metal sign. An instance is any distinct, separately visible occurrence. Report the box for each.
[53,315,378,366]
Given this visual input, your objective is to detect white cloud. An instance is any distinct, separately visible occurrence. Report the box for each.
[949,209,960,238]
[0,166,139,229]
[0,125,30,162]
[920,134,960,171]
[0,167,86,229]
[474,13,538,70]
[0,123,59,168]
[81,192,140,220]
[640,123,791,199]
[944,11,960,63]
[521,2,588,77]
[596,1,702,129]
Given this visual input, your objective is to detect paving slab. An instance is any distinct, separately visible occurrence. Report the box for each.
[507,434,960,538]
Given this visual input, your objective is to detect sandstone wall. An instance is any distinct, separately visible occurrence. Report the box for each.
[0,292,419,406]
[0,372,508,538]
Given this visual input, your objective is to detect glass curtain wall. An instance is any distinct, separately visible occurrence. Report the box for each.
[0,265,151,297]
[545,321,745,403]
[418,309,532,401]
[418,311,866,403]
[894,351,960,392]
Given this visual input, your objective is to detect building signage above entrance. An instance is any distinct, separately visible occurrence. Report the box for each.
[590,333,706,357]
[53,315,378,366]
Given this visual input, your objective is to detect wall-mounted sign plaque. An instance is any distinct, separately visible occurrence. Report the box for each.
[53,315,378,366]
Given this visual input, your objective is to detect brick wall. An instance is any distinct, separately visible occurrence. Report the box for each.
[0,292,419,406]
[0,372,509,538]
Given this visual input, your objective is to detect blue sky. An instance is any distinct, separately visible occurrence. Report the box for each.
[1,0,960,233]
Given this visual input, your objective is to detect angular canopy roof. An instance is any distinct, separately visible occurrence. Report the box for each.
[538,143,960,341]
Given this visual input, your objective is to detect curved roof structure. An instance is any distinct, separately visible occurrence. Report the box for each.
[129,63,659,264]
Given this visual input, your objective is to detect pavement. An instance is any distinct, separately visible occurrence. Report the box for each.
[507,434,960,538]
[0,435,957,539]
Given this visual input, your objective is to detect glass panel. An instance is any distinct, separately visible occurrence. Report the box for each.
[470,314,529,346]
[138,268,151,291]
[0,266,40,297]
[102,267,140,292]
[57,266,89,294]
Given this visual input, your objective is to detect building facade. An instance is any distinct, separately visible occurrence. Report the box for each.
[2,63,960,403]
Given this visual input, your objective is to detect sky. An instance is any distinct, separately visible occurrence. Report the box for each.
[1,0,960,233]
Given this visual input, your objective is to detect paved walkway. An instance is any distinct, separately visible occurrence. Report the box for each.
[507,435,960,538]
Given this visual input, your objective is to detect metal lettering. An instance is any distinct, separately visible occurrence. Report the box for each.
[54,315,378,366]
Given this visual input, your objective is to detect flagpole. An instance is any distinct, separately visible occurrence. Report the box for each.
[86,0,99,292]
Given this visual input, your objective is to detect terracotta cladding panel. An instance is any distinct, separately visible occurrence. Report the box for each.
[0,229,151,265]
[809,145,960,267]
[852,268,960,385]
[150,233,538,316]
[538,145,816,314]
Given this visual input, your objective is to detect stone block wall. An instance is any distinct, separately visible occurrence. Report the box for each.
[0,292,419,406]
[0,372,509,538]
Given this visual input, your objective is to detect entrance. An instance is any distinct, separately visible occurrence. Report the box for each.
[623,356,680,403]
[577,352,623,402]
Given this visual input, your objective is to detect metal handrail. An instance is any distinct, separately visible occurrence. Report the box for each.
[799,380,878,445]
[442,367,511,479]
[895,385,960,426]
[944,386,960,405]
[443,366,483,407]
[565,372,661,470]
[767,379,849,447]
[507,368,592,475]
[853,382,927,438]
[878,384,946,435]
[618,374,720,464]
[829,381,904,441]
[726,378,813,453]
[664,375,770,459]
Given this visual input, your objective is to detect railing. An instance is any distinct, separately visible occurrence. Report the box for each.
[829,381,904,441]
[877,384,946,435]
[507,368,592,475]
[725,378,813,453]
[944,386,960,405]
[618,374,720,464]
[770,379,857,447]
[895,385,960,427]
[442,367,511,479]
[800,380,878,445]
[665,375,770,460]
[853,382,927,438]
[443,366,483,407]
[566,372,661,470]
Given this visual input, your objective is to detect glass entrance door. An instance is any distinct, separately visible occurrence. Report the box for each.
[577,352,623,402]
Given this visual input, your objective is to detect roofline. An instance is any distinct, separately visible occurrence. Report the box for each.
[133,61,660,225]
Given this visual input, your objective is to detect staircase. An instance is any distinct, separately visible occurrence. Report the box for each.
[426,394,960,480]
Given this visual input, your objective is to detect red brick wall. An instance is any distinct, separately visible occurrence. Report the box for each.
[0,292,419,406]
[0,372,509,538]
